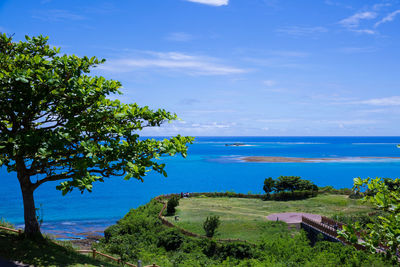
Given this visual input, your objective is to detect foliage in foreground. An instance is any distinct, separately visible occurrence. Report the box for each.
[97,198,392,266]
[0,229,117,267]
[339,177,400,263]
[0,33,193,236]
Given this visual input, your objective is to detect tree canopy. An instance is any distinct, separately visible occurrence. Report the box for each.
[263,176,317,194]
[0,34,193,237]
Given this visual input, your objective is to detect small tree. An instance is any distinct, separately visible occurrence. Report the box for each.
[203,215,220,238]
[263,177,275,196]
[166,195,180,215]
[0,34,193,237]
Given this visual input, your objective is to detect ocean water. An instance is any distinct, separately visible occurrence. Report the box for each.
[1,136,400,238]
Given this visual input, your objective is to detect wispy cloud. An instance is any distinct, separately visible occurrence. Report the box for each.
[178,98,201,105]
[339,46,377,53]
[339,11,377,34]
[351,29,376,34]
[324,0,353,9]
[141,120,237,135]
[355,96,400,106]
[339,11,377,28]
[268,50,309,58]
[276,26,328,37]
[32,9,86,21]
[375,9,400,27]
[100,51,247,76]
[185,0,228,6]
[166,32,194,42]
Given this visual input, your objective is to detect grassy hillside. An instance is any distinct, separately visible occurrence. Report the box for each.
[0,229,118,267]
[166,194,375,242]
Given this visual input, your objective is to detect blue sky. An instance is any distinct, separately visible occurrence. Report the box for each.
[1,0,399,136]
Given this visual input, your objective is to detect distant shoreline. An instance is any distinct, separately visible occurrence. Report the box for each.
[242,156,400,163]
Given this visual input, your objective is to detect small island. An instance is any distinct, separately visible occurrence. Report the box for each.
[225,143,251,147]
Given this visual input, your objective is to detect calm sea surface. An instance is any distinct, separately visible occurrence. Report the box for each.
[1,136,400,238]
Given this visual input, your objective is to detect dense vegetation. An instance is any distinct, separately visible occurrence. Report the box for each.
[0,222,117,267]
[96,196,392,266]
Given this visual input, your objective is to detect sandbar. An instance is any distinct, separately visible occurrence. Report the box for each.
[242,156,400,163]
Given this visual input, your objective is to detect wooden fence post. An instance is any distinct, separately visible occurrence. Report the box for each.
[92,248,96,259]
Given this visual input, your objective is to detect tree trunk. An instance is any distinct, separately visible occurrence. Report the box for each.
[20,183,41,238]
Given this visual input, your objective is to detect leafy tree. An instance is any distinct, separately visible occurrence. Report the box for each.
[203,215,220,238]
[166,195,180,215]
[275,176,301,193]
[273,176,316,193]
[263,177,275,196]
[0,34,193,237]
[339,177,400,263]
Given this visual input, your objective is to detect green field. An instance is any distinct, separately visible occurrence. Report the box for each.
[166,194,375,242]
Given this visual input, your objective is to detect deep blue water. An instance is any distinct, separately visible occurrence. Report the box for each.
[1,136,400,237]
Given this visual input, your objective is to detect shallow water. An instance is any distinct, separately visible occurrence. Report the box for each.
[1,136,400,238]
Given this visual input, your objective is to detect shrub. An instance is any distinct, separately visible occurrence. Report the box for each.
[203,215,220,238]
[157,228,184,251]
[166,195,180,216]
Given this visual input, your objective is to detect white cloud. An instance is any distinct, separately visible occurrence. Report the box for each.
[328,119,377,125]
[350,29,376,34]
[185,0,228,6]
[166,32,194,42]
[375,9,400,27]
[100,51,247,76]
[276,26,328,36]
[339,46,377,53]
[263,80,276,87]
[268,50,309,58]
[356,96,400,106]
[257,119,295,123]
[339,11,377,28]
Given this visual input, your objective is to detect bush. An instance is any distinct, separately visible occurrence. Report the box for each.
[157,228,184,251]
[203,215,220,238]
[166,195,180,216]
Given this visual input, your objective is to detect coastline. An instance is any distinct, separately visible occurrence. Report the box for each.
[241,156,400,163]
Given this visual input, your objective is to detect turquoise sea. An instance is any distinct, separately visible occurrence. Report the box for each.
[1,136,400,238]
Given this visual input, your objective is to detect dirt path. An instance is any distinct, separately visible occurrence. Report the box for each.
[266,212,321,224]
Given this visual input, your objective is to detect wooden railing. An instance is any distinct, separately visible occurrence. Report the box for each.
[0,226,22,235]
[76,248,159,267]
[301,216,366,251]
[321,216,344,229]
[302,216,339,238]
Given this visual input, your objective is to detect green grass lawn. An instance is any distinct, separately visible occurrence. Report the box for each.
[0,229,118,267]
[165,194,375,243]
